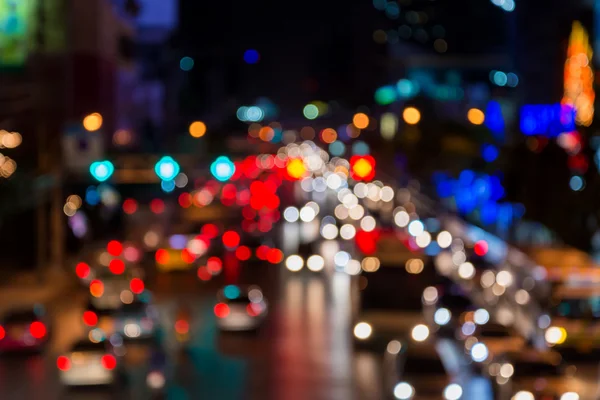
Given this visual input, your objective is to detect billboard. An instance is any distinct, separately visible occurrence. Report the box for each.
[0,0,36,67]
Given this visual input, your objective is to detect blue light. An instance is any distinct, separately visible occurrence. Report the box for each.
[303,104,319,120]
[90,160,114,182]
[85,186,100,206]
[397,79,418,99]
[384,2,400,19]
[480,202,498,225]
[161,179,175,192]
[180,57,194,71]
[155,156,180,181]
[211,156,236,182]
[484,101,505,141]
[243,49,260,64]
[352,141,370,155]
[519,104,575,137]
[493,71,507,86]
[329,141,346,156]
[570,176,585,191]
[481,144,499,162]
[459,169,475,185]
[236,106,248,121]
[506,73,519,87]
[246,106,264,122]
[223,285,240,300]
[373,0,386,10]
[374,86,397,105]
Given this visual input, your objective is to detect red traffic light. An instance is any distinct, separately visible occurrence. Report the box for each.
[350,155,376,181]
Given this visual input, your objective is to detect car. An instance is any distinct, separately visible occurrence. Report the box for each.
[88,267,146,312]
[489,349,590,400]
[0,307,48,353]
[423,280,476,338]
[383,338,493,400]
[113,301,157,341]
[57,339,118,387]
[215,285,268,332]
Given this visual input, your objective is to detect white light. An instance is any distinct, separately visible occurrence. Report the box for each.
[443,383,463,400]
[354,182,368,198]
[342,193,359,208]
[538,314,551,329]
[407,220,424,236]
[434,308,452,326]
[283,207,300,222]
[560,393,580,400]
[340,224,356,240]
[187,238,208,256]
[422,286,438,304]
[481,270,496,288]
[345,259,362,275]
[452,251,467,266]
[471,343,489,362]
[307,255,325,272]
[462,321,476,336]
[367,184,381,201]
[334,204,349,220]
[300,206,316,222]
[380,186,394,202]
[326,173,342,190]
[124,323,141,338]
[353,322,372,339]
[437,231,452,248]
[515,289,530,305]
[348,205,365,220]
[306,201,320,214]
[458,262,475,279]
[321,224,339,240]
[500,363,514,378]
[495,271,513,287]
[394,210,410,227]
[360,216,376,232]
[512,391,534,400]
[394,382,414,400]
[473,309,490,325]
[147,371,166,389]
[143,231,160,248]
[334,251,351,267]
[387,340,402,354]
[285,255,304,272]
[415,232,432,248]
[300,177,313,192]
[545,326,566,345]
[411,324,429,342]
[312,177,327,192]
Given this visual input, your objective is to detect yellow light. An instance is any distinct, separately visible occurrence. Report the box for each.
[467,108,485,125]
[545,326,567,345]
[286,159,307,179]
[83,113,103,132]
[353,113,369,129]
[189,121,207,138]
[352,158,373,179]
[403,107,421,125]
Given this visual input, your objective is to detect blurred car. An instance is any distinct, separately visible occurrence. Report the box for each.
[423,280,476,338]
[114,301,157,341]
[88,267,145,312]
[488,349,590,400]
[215,285,268,332]
[383,338,492,400]
[57,339,118,386]
[0,308,48,352]
[353,262,436,350]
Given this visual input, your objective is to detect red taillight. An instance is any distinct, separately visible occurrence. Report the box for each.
[174,319,189,334]
[83,311,98,326]
[130,278,144,294]
[246,303,261,317]
[214,303,230,318]
[0,325,4,340]
[75,262,90,279]
[101,354,116,370]
[57,356,71,371]
[30,321,46,339]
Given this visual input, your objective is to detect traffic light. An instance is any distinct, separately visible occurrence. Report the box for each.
[155,156,180,181]
[350,155,376,181]
[210,156,235,182]
[90,160,114,182]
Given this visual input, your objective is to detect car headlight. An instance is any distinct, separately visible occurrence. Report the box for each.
[561,393,579,400]
[411,324,429,342]
[545,326,567,345]
[434,308,452,326]
[353,322,372,340]
[394,382,414,400]
[512,391,534,400]
[470,342,489,362]
[443,383,463,400]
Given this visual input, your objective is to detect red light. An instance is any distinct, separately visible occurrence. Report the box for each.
[57,356,71,371]
[242,206,256,220]
[29,321,46,339]
[235,246,251,261]
[101,354,117,370]
[246,303,261,317]
[175,319,189,334]
[90,279,104,297]
[107,240,123,256]
[222,231,240,248]
[267,248,284,264]
[178,193,193,208]
[155,249,169,265]
[122,198,137,215]
[214,303,230,318]
[83,311,98,326]
[256,245,270,260]
[150,199,165,214]
[201,223,219,239]
[197,266,211,281]
[75,262,90,279]
[207,257,223,274]
[181,249,195,264]
[109,259,125,275]
[0,325,5,340]
[221,184,237,199]
[350,155,376,181]
[355,230,378,255]
[474,240,489,256]
[130,278,144,294]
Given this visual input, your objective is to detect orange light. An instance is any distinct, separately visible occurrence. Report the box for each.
[286,158,306,180]
[320,128,337,144]
[83,113,103,132]
[467,108,485,125]
[155,249,169,265]
[403,107,421,125]
[90,279,104,297]
[353,113,369,129]
[181,248,195,264]
[189,121,207,138]
[259,126,275,141]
